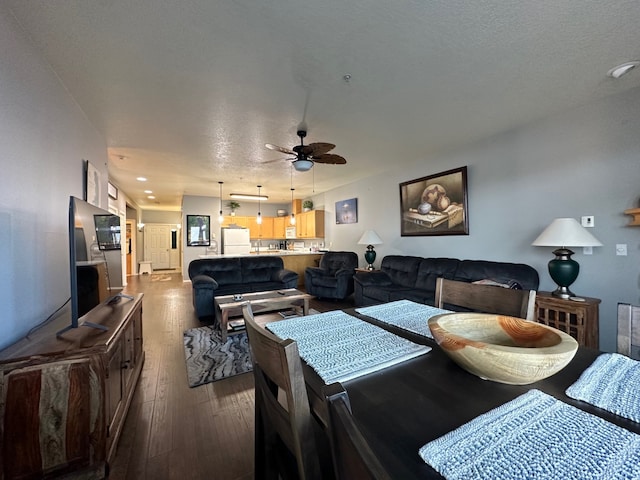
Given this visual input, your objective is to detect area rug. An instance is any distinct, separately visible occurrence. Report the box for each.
[183,309,320,387]
[183,326,252,387]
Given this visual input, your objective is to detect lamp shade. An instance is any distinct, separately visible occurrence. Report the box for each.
[358,230,383,246]
[531,218,602,248]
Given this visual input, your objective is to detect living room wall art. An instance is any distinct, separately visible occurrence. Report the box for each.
[399,166,469,236]
[335,198,358,224]
[84,159,100,207]
[186,215,211,246]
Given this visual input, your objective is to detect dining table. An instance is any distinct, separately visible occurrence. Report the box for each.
[268,303,640,479]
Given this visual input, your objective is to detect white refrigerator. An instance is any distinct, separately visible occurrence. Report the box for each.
[222,228,251,255]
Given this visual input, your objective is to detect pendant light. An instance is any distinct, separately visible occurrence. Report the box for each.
[256,185,262,225]
[289,166,296,225]
[218,181,224,223]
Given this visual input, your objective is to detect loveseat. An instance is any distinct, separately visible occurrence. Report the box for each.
[353,255,539,307]
[188,256,298,318]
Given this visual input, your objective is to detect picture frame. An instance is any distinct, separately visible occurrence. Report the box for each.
[335,198,358,224]
[108,181,118,200]
[399,166,469,236]
[186,215,211,246]
[84,160,100,207]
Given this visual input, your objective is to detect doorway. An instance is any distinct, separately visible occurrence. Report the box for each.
[144,223,181,271]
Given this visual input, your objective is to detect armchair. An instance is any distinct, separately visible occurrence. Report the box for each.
[305,251,358,300]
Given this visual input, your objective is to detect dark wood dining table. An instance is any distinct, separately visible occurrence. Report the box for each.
[302,308,640,479]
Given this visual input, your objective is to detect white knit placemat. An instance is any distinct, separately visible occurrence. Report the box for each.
[266,310,430,384]
[356,300,450,339]
[419,389,640,480]
[566,352,640,423]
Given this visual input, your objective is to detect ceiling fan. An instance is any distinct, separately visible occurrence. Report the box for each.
[265,130,347,172]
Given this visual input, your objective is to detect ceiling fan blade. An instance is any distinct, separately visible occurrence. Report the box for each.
[265,143,295,155]
[262,156,294,164]
[307,142,335,155]
[312,154,346,165]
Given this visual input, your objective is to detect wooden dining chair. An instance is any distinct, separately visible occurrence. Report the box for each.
[242,303,322,480]
[323,383,392,480]
[434,277,537,321]
[617,303,640,360]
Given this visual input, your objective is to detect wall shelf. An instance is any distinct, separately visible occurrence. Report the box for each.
[624,207,640,226]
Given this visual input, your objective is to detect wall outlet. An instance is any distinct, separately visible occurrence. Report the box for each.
[581,216,595,228]
[616,244,628,256]
[583,246,593,255]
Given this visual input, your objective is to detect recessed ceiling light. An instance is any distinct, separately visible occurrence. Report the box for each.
[144,190,153,194]
[607,61,640,79]
[136,176,147,182]
[147,195,155,199]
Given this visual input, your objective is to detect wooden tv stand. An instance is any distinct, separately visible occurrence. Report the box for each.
[0,293,144,479]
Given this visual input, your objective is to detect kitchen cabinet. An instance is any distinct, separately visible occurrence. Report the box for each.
[222,215,249,228]
[273,216,287,238]
[0,294,145,479]
[249,216,274,239]
[296,210,325,238]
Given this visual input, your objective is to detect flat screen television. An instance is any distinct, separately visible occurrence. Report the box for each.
[58,196,127,336]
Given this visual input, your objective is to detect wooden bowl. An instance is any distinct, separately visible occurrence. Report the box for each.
[428,313,578,385]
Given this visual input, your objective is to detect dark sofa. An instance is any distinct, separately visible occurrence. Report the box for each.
[354,255,539,307]
[188,256,298,318]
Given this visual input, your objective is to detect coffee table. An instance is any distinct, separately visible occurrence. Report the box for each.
[214,288,312,341]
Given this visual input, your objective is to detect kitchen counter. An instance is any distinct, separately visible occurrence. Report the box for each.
[199,250,324,259]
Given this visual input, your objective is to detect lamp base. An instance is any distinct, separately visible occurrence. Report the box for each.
[364,245,377,271]
[548,248,579,299]
[551,286,575,299]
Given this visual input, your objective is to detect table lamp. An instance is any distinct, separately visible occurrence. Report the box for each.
[532,218,602,298]
[357,230,383,270]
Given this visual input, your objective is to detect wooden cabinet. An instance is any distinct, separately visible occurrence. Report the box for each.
[534,291,600,349]
[249,216,274,239]
[222,215,249,228]
[0,294,145,479]
[296,210,325,238]
[273,216,287,239]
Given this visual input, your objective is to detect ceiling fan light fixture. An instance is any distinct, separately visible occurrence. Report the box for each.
[293,159,314,172]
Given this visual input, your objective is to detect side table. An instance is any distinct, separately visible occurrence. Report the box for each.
[534,291,600,349]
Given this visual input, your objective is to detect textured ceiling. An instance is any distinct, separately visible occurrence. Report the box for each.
[7,0,640,210]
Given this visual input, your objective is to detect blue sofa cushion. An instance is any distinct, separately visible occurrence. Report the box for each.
[379,256,423,288]
[414,258,459,293]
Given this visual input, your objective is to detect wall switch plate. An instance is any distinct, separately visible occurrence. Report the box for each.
[616,244,628,256]
[581,216,595,227]
[583,246,593,255]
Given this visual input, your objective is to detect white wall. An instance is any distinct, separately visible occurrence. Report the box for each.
[321,86,640,352]
[0,6,109,349]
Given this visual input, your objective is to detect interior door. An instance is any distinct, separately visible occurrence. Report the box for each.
[145,224,171,269]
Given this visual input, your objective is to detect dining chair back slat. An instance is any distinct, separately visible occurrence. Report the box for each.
[617,303,640,360]
[323,383,392,480]
[242,303,322,480]
[434,278,536,321]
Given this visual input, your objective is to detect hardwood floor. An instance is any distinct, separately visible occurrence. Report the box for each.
[108,271,354,480]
